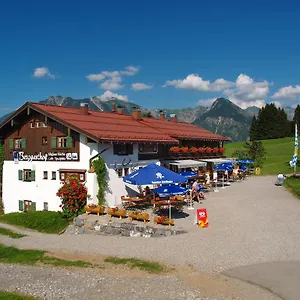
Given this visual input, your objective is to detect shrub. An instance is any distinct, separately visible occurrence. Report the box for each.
[57,177,88,218]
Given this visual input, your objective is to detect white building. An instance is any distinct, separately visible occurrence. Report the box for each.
[0,102,229,213]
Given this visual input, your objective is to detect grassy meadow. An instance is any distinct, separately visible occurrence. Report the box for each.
[224,137,295,175]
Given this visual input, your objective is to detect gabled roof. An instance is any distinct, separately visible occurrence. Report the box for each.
[141,117,230,141]
[0,102,230,143]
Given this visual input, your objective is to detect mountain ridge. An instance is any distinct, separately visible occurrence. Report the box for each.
[0,96,295,142]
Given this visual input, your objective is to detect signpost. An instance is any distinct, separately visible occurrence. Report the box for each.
[196,208,209,228]
[13,151,79,163]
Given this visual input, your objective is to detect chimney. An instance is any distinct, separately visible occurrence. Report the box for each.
[112,104,116,112]
[159,110,165,120]
[170,114,177,122]
[80,103,89,115]
[132,106,142,120]
[117,105,124,114]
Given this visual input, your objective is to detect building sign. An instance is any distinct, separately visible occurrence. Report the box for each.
[196,208,209,228]
[13,151,79,163]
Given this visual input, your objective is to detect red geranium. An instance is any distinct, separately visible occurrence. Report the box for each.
[206,147,212,153]
[219,147,225,153]
[199,147,205,153]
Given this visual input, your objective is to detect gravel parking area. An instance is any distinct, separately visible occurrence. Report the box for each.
[1,175,299,299]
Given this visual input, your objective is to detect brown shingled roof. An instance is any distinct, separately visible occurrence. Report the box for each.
[141,117,230,141]
[30,103,178,143]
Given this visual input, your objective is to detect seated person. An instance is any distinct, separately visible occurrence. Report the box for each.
[192,179,202,202]
[143,186,153,201]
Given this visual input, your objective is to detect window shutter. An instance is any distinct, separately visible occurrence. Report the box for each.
[18,170,23,180]
[66,136,73,148]
[21,138,26,149]
[31,202,36,212]
[31,170,35,181]
[51,137,57,148]
[19,200,24,211]
[9,139,14,149]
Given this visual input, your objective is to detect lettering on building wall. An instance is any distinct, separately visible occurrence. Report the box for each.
[13,151,79,163]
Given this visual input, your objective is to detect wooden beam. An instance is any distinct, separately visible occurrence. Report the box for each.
[27,107,30,115]
[44,116,48,123]
[10,119,13,127]
[67,127,71,136]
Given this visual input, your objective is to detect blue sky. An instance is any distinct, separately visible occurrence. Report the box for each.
[1,0,300,117]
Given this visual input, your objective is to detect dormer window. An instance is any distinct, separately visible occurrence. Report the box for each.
[37,122,42,128]
[43,121,47,127]
[30,122,35,128]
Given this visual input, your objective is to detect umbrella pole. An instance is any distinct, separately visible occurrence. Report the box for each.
[222,174,225,189]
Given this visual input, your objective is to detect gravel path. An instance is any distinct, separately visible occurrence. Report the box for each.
[1,175,299,299]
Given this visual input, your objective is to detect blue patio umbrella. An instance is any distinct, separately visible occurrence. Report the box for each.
[153,185,188,197]
[213,162,233,172]
[236,159,254,164]
[178,171,198,179]
[123,163,187,185]
[240,164,247,171]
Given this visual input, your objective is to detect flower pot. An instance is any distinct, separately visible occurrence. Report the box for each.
[128,212,150,223]
[107,208,127,219]
[154,216,174,226]
[84,205,105,216]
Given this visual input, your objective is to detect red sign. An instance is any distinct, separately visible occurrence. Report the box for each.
[197,208,208,228]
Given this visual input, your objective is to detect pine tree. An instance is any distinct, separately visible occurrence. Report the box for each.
[249,115,258,141]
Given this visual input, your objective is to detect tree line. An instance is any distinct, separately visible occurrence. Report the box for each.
[249,104,300,141]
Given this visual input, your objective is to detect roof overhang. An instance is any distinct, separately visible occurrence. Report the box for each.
[199,158,234,165]
[163,159,207,169]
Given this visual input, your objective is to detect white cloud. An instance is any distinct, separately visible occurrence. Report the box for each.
[33,67,55,79]
[197,98,216,107]
[96,90,128,102]
[131,83,152,91]
[100,76,124,90]
[86,66,140,90]
[120,66,139,76]
[271,101,282,108]
[271,85,300,100]
[163,74,234,92]
[86,74,106,81]
[223,74,269,108]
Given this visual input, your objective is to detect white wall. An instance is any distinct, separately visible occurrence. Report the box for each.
[2,138,159,213]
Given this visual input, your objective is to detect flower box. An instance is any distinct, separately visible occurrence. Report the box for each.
[84,205,105,216]
[128,211,150,223]
[180,147,189,153]
[169,146,180,153]
[190,147,198,153]
[199,147,205,153]
[206,147,212,153]
[213,147,219,153]
[219,147,225,153]
[154,216,174,226]
[107,207,127,219]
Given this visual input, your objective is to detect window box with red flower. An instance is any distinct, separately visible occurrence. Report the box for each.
[213,147,219,153]
[154,215,174,226]
[169,146,180,153]
[180,146,189,153]
[219,147,225,154]
[199,147,205,153]
[206,147,212,153]
[190,147,198,153]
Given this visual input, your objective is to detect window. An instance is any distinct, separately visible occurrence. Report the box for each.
[37,122,42,128]
[79,173,84,181]
[124,168,129,176]
[117,168,123,178]
[113,143,133,156]
[42,137,48,145]
[51,171,56,180]
[52,136,73,148]
[18,200,36,212]
[30,122,35,128]
[43,121,47,127]
[18,169,35,182]
[138,143,158,153]
[43,171,48,179]
[9,138,26,150]
[59,171,85,182]
[60,173,65,181]
[43,202,48,211]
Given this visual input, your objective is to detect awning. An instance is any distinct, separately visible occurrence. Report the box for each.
[164,159,207,169]
[200,158,234,165]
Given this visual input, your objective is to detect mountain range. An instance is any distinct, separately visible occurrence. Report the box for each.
[0,96,295,142]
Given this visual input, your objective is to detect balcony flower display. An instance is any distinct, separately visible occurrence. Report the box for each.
[219,147,225,153]
[199,147,205,153]
[213,147,219,153]
[190,147,198,153]
[206,147,212,153]
[169,146,180,153]
[180,146,189,153]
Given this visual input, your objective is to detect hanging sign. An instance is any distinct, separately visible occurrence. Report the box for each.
[196,208,209,228]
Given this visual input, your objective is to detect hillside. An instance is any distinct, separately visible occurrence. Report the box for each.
[225,137,295,175]
[193,98,252,142]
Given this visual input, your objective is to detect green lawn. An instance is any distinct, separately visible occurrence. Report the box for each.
[0,291,38,300]
[224,137,295,175]
[0,227,25,239]
[0,211,69,234]
[0,243,91,267]
[284,176,300,198]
